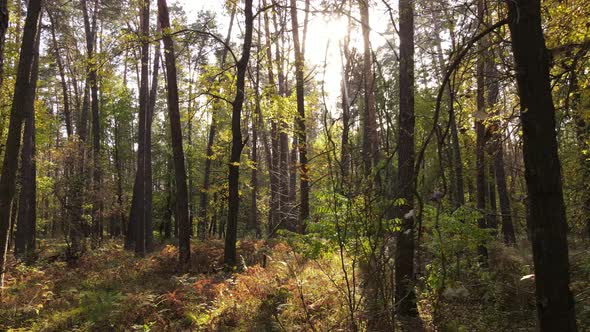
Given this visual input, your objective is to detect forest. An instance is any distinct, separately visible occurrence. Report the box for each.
[0,0,588,330]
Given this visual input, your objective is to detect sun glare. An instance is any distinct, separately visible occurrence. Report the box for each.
[305,15,350,108]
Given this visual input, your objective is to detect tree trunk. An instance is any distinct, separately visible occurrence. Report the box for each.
[0,0,42,292]
[506,0,577,330]
[197,7,235,240]
[0,0,7,91]
[15,22,41,261]
[224,0,253,267]
[475,0,488,261]
[262,0,280,236]
[47,9,73,138]
[290,0,310,232]
[494,137,516,244]
[359,0,379,176]
[145,39,160,252]
[159,0,191,267]
[128,0,150,255]
[82,0,102,244]
[395,0,418,318]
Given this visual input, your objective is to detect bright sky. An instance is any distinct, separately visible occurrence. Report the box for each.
[175,0,394,109]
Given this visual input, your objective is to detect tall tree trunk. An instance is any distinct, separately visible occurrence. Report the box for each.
[494,135,516,244]
[485,57,513,241]
[145,39,160,251]
[475,0,489,261]
[0,0,7,91]
[290,0,310,232]
[82,0,102,244]
[128,0,150,255]
[249,15,262,237]
[15,21,41,261]
[113,122,124,237]
[224,0,253,266]
[359,0,379,176]
[506,0,577,330]
[197,7,235,240]
[395,0,418,318]
[47,9,73,138]
[159,0,191,267]
[0,0,42,292]
[262,0,280,236]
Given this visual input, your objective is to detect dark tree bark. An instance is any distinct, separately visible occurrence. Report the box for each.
[0,0,42,291]
[0,0,7,90]
[395,0,418,317]
[475,0,489,261]
[506,0,577,330]
[15,21,42,261]
[290,0,310,232]
[197,7,235,240]
[224,0,253,266]
[159,0,191,267]
[128,0,150,255]
[82,0,102,243]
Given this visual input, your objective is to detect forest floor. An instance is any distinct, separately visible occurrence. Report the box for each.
[1,238,589,331]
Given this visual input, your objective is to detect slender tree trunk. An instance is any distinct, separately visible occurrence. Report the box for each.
[113,122,124,237]
[485,57,513,240]
[224,0,253,266]
[290,0,310,232]
[197,7,235,240]
[82,0,102,244]
[159,0,191,267]
[359,0,379,176]
[506,0,577,330]
[475,0,489,261]
[263,0,280,236]
[0,0,42,292]
[249,15,263,237]
[395,0,418,318]
[145,39,160,252]
[47,9,73,138]
[494,136,516,244]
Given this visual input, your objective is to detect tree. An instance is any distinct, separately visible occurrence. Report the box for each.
[0,0,8,93]
[0,0,42,291]
[505,0,577,330]
[158,0,191,267]
[224,0,253,267]
[359,0,379,176]
[474,0,489,262]
[81,0,102,244]
[197,6,236,240]
[290,0,310,232]
[14,17,42,261]
[395,0,418,317]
